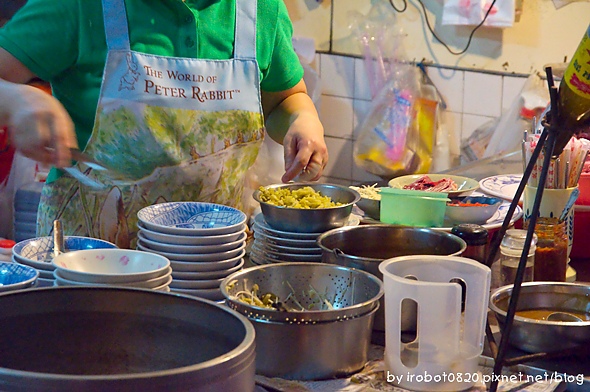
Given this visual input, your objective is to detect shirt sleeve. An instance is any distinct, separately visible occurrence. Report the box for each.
[0,0,79,81]
[258,0,304,92]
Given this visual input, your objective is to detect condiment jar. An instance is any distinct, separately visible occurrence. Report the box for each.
[525,217,568,282]
[499,229,537,286]
[0,239,15,263]
[451,224,488,264]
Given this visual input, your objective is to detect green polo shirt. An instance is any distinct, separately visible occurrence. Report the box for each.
[0,0,303,179]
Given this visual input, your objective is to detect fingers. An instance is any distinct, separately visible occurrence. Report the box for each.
[282,138,328,183]
[7,86,76,167]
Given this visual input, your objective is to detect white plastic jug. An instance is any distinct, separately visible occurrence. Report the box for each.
[378,255,491,391]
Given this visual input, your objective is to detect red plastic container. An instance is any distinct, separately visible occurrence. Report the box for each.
[577,173,590,205]
[571,205,590,259]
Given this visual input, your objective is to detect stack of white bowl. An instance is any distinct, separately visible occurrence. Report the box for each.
[136,202,248,301]
[12,236,118,287]
[52,248,172,291]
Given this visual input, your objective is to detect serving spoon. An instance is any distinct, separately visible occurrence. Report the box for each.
[546,311,583,322]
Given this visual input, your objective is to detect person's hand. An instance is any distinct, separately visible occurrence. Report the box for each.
[281,113,328,183]
[1,81,77,167]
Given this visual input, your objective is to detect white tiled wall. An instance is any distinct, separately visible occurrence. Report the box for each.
[316,53,529,186]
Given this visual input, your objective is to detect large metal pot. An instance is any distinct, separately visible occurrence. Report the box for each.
[0,287,256,392]
[317,224,467,332]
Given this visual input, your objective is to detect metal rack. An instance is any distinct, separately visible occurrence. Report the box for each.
[483,67,588,392]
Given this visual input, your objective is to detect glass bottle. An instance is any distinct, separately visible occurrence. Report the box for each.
[553,24,590,156]
[499,229,537,286]
[526,217,568,282]
[451,224,488,264]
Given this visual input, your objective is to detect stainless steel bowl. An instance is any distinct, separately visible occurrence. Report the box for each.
[355,196,380,220]
[489,282,590,353]
[252,183,360,233]
[317,224,467,332]
[0,287,256,392]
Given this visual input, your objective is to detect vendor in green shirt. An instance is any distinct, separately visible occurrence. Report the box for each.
[0,0,328,248]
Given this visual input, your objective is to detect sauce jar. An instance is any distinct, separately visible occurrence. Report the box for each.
[525,217,568,282]
[499,229,537,286]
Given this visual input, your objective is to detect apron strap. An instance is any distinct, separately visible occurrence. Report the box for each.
[234,0,257,60]
[102,0,131,51]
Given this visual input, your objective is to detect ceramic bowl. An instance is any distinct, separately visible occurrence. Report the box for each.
[169,276,224,290]
[388,174,479,197]
[445,195,503,224]
[137,202,247,236]
[0,262,39,292]
[137,221,247,245]
[171,258,244,280]
[137,230,247,254]
[252,183,360,233]
[52,249,170,284]
[13,236,118,271]
[53,267,173,289]
[169,252,245,273]
[137,241,246,262]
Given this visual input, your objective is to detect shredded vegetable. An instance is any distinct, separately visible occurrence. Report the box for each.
[349,183,381,200]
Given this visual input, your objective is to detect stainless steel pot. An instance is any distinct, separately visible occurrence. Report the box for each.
[0,287,256,392]
[317,224,466,332]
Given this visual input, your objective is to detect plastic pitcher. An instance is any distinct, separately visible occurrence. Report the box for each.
[378,255,491,391]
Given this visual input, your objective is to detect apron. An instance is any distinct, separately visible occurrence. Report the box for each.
[37,0,264,249]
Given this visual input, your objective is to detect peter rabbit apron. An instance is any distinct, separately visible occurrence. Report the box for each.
[37,0,264,249]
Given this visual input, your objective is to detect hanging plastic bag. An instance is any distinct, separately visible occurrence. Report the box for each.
[353,64,422,179]
[350,4,440,179]
[348,2,404,99]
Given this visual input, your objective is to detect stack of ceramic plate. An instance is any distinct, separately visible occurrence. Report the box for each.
[12,236,118,287]
[250,213,334,265]
[52,249,172,291]
[137,202,248,302]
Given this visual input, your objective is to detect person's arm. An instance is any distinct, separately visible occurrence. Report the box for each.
[262,78,328,183]
[0,48,77,167]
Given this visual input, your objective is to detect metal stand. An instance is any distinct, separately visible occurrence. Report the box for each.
[483,68,585,391]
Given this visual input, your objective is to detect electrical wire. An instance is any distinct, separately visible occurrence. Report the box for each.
[389,0,407,13]
[389,0,499,56]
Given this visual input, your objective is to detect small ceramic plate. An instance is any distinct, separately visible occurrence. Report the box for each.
[479,174,523,201]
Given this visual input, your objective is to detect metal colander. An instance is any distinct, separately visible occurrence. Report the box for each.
[220,262,383,323]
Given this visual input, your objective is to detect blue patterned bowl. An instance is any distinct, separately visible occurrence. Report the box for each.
[13,236,118,271]
[137,202,248,236]
[0,262,39,292]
